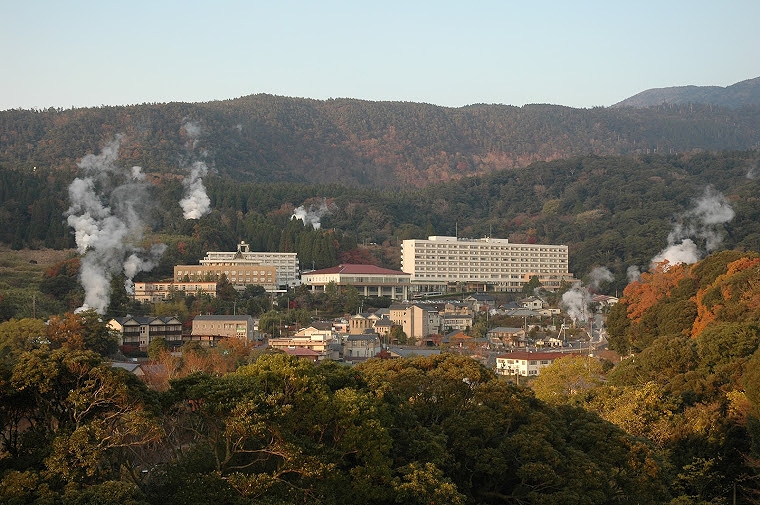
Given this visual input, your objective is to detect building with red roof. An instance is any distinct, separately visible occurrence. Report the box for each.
[301,264,411,300]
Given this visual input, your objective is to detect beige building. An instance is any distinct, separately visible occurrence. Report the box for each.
[401,236,575,292]
[133,281,218,303]
[389,303,442,342]
[301,264,411,300]
[197,241,299,288]
[173,264,278,291]
[191,315,257,345]
[267,324,337,359]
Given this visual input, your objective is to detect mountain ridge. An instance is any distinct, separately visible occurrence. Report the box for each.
[613,76,760,108]
[1,79,759,188]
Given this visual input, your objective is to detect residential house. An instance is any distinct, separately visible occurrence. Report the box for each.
[267,324,338,360]
[519,296,545,310]
[495,351,580,377]
[464,293,496,312]
[487,327,526,347]
[282,347,321,362]
[108,315,183,352]
[343,330,381,363]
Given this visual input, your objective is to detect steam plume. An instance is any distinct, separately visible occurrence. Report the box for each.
[65,136,164,314]
[626,265,642,283]
[180,161,211,219]
[179,120,211,219]
[560,285,591,324]
[292,199,335,229]
[651,185,734,269]
[588,266,614,292]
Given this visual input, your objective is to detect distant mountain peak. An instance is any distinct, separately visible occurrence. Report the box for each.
[613,76,760,109]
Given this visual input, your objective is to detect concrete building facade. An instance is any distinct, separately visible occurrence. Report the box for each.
[401,236,575,292]
[301,264,411,300]
[191,314,257,345]
[133,281,219,303]
[195,241,299,288]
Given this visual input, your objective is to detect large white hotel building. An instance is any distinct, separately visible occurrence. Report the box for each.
[401,236,576,293]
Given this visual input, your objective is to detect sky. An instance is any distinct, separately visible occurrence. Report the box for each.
[2,0,758,111]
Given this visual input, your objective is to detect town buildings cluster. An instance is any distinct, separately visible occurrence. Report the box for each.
[113,235,603,377]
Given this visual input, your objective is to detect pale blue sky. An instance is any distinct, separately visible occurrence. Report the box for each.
[2,0,758,111]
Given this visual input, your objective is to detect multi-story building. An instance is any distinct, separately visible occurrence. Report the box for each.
[389,303,442,342]
[173,264,278,291]
[495,351,579,377]
[133,281,219,303]
[401,236,575,292]
[344,331,381,363]
[108,315,183,352]
[195,241,299,288]
[301,264,411,300]
[190,314,257,345]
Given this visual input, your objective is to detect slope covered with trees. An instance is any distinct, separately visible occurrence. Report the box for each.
[2,96,759,187]
[0,314,674,504]
[3,149,760,320]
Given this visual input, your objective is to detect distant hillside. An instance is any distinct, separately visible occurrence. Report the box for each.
[613,76,760,109]
[1,93,760,187]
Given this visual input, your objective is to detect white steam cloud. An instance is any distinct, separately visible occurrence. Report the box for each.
[626,265,642,284]
[179,120,211,220]
[65,136,165,314]
[560,285,591,324]
[651,185,734,269]
[292,199,335,229]
[180,161,211,219]
[588,266,614,292]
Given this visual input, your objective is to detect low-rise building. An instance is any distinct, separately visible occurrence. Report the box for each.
[133,281,218,302]
[190,315,257,345]
[495,351,579,377]
[344,331,381,363]
[108,315,183,352]
[301,264,411,300]
[442,313,474,331]
[267,327,336,359]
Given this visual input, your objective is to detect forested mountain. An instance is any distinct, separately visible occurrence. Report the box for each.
[614,76,760,109]
[1,93,759,186]
[3,149,760,320]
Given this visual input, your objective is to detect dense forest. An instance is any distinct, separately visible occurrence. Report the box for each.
[2,148,760,319]
[1,249,760,503]
[1,96,759,186]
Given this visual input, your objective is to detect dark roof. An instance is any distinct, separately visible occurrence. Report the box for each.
[113,315,181,325]
[347,333,379,342]
[194,314,254,322]
[306,264,409,276]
